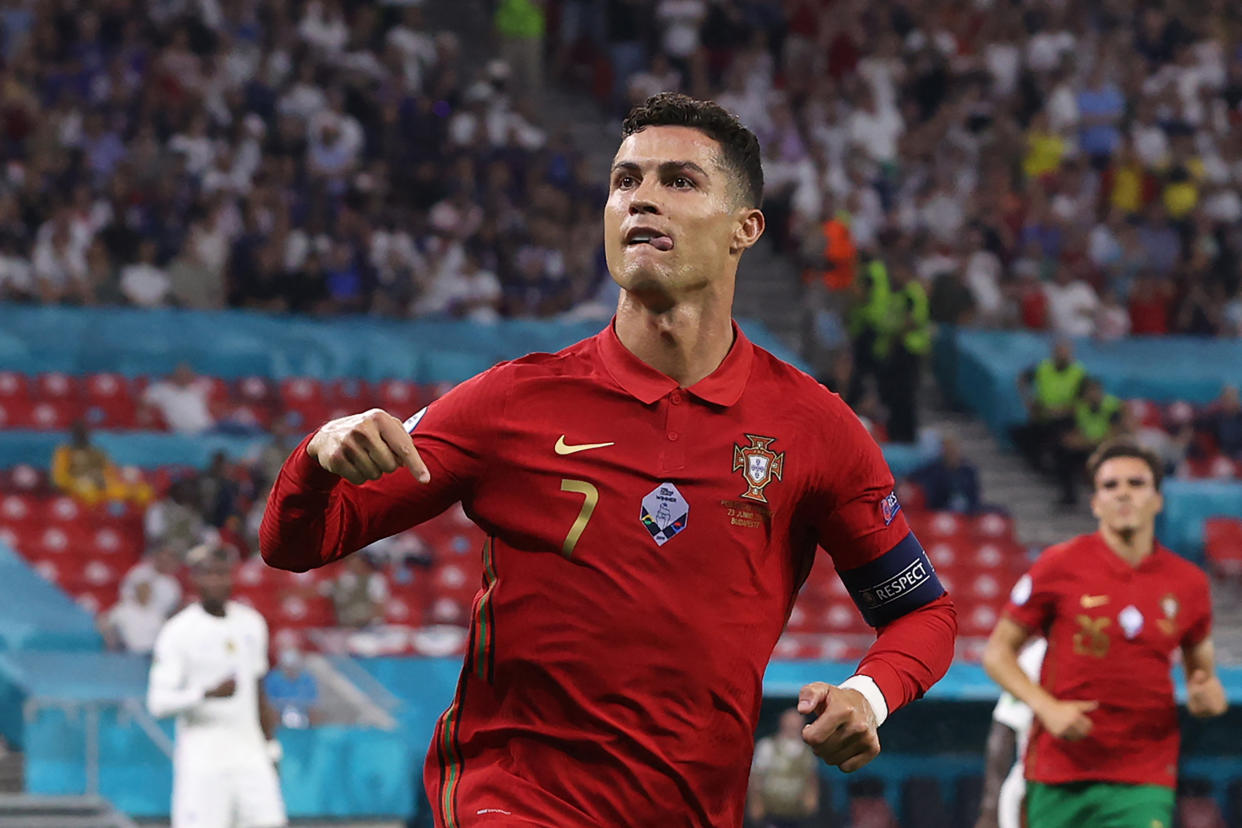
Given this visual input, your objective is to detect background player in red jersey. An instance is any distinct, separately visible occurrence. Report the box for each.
[983,438,1227,828]
[261,93,956,827]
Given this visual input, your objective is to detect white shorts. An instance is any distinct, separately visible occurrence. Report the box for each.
[173,761,287,828]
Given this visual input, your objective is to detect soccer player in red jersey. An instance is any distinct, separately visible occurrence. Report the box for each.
[983,438,1227,828]
[261,93,957,827]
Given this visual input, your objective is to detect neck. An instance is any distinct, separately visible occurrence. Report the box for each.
[1099,523,1155,566]
[613,286,735,387]
[201,599,227,617]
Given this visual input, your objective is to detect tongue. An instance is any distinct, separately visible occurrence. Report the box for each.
[649,236,673,251]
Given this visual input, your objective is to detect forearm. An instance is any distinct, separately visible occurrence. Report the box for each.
[147,680,205,719]
[259,433,352,571]
[854,593,957,718]
[983,638,1055,718]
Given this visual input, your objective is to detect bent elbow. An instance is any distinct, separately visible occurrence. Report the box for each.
[259,540,316,573]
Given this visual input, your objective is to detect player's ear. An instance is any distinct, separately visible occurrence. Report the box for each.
[730,208,765,254]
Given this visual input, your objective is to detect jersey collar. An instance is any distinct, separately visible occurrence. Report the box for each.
[597,318,754,407]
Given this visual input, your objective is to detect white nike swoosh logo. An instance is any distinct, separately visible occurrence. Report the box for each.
[554,435,615,455]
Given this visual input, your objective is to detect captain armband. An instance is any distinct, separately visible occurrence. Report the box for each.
[836,532,945,628]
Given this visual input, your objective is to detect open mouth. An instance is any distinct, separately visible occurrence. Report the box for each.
[625,228,674,251]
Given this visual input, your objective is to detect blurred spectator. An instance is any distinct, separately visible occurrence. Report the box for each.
[876,257,930,444]
[330,554,390,629]
[98,579,165,654]
[911,435,982,515]
[145,477,209,552]
[120,544,184,619]
[1199,384,1242,460]
[1056,378,1123,505]
[748,707,821,828]
[1011,341,1085,473]
[1119,402,1190,478]
[1044,267,1099,339]
[264,646,320,729]
[140,363,215,434]
[119,239,171,309]
[51,421,150,506]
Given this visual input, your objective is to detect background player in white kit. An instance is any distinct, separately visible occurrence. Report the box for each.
[147,545,287,828]
[975,638,1047,828]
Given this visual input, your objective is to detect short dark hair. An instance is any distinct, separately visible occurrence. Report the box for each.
[1087,437,1164,491]
[621,92,764,208]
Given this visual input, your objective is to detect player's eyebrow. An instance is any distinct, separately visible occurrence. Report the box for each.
[611,160,711,179]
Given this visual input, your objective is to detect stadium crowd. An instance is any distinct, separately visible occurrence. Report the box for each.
[0,1,1240,339]
[0,0,614,320]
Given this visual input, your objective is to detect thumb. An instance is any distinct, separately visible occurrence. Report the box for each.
[798,683,829,714]
[1076,700,1099,712]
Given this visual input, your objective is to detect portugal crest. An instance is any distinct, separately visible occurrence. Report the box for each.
[732,434,784,503]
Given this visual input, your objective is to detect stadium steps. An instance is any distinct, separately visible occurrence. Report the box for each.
[918,398,1096,552]
[0,744,20,794]
[0,795,136,828]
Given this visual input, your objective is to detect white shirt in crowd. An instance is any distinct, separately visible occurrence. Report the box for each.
[991,638,1047,828]
[148,601,270,765]
[142,379,215,434]
[121,560,183,618]
[1044,278,1100,338]
[120,262,172,308]
[106,597,167,654]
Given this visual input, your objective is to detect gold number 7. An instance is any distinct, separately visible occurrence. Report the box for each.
[559,479,599,559]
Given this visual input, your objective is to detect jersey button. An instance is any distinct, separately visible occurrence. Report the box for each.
[670,392,682,405]
[668,431,679,441]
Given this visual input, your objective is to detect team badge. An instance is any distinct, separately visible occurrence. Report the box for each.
[640,483,690,546]
[1158,593,1180,635]
[732,435,784,503]
[1119,605,1144,639]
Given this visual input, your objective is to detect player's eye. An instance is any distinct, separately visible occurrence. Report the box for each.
[671,176,694,189]
[614,174,636,189]
[1101,480,1119,489]
[1127,478,1147,487]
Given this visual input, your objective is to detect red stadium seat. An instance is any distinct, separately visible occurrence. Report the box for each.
[30,400,76,430]
[327,378,376,411]
[959,602,1003,637]
[235,375,275,403]
[3,464,49,493]
[35,372,79,400]
[823,600,870,635]
[279,377,323,405]
[850,797,900,828]
[0,371,29,401]
[971,512,1014,540]
[73,584,120,615]
[377,379,423,414]
[0,494,40,528]
[1178,796,1226,828]
[45,496,84,523]
[0,398,33,428]
[1205,517,1242,579]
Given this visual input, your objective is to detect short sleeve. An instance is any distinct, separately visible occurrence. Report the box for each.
[1180,568,1212,648]
[1004,553,1062,634]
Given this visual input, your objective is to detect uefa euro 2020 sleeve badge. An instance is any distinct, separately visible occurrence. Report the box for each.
[732,435,784,503]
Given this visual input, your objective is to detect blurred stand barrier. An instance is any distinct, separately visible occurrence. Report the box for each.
[0,652,417,820]
[0,307,801,383]
[934,327,1242,437]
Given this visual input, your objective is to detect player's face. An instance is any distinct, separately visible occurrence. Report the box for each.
[1090,456,1163,533]
[604,125,762,298]
[193,560,233,604]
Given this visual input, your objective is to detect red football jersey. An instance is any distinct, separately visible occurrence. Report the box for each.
[1004,532,1211,788]
[262,323,955,826]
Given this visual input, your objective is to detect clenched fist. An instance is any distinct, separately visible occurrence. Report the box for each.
[307,409,430,486]
[797,682,880,772]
